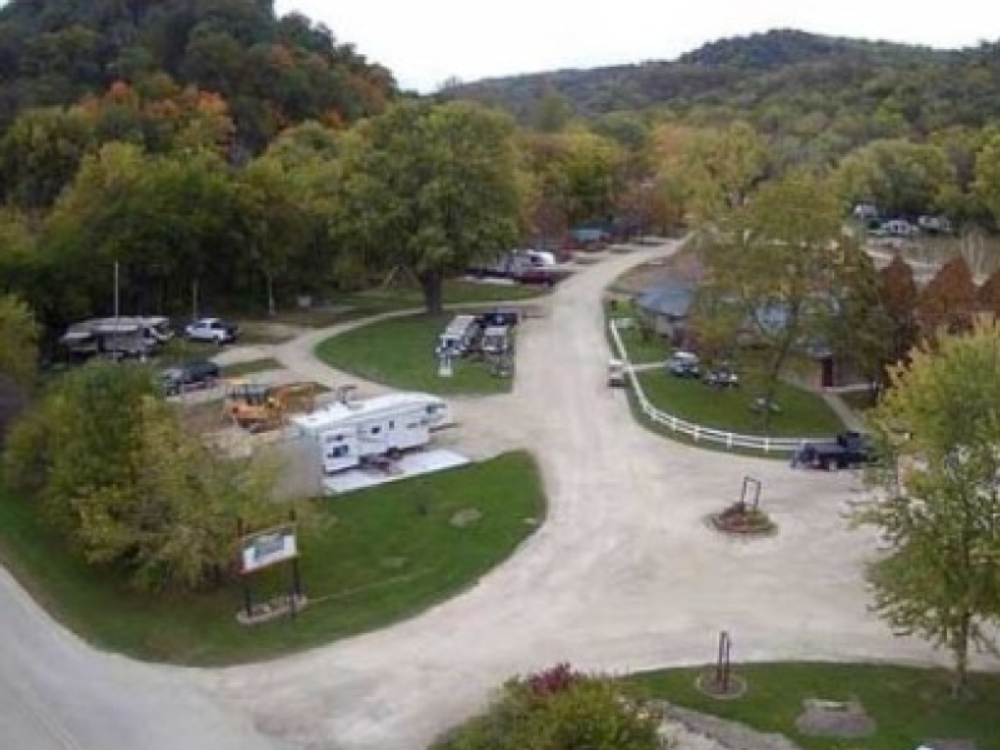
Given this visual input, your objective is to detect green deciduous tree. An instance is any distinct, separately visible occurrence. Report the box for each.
[334,101,526,313]
[696,170,848,429]
[0,293,38,443]
[0,107,94,210]
[828,244,895,399]
[3,362,275,590]
[972,127,1000,229]
[530,82,575,134]
[835,138,957,218]
[681,121,769,221]
[41,143,242,321]
[857,318,1000,694]
[0,294,38,388]
[236,154,313,316]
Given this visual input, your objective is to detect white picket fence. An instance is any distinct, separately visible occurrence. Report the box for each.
[609,319,835,455]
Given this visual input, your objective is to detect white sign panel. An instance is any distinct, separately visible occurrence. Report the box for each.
[240,525,297,574]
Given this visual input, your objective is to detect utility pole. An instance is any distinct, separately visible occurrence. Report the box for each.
[114,260,120,323]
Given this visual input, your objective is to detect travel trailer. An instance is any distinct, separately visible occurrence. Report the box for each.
[480,325,512,355]
[60,316,173,360]
[436,314,481,356]
[290,391,450,474]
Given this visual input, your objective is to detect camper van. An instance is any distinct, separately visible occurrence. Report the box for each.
[60,316,173,360]
[480,325,511,355]
[436,314,481,356]
[291,392,450,474]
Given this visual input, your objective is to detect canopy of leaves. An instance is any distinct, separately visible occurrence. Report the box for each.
[444,30,1000,164]
[333,100,527,312]
[695,170,850,425]
[0,0,397,151]
[0,293,37,389]
[859,318,1000,692]
[3,362,274,590]
[834,138,957,218]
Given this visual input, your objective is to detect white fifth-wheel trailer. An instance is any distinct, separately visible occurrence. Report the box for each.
[291,391,450,474]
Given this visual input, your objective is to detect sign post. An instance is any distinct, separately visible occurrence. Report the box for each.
[237,520,304,625]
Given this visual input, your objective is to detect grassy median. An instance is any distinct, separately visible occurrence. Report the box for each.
[316,313,515,395]
[0,451,545,665]
[633,662,1000,750]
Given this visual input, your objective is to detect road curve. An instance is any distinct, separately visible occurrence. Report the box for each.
[203,242,984,750]
[0,566,280,750]
[0,242,991,750]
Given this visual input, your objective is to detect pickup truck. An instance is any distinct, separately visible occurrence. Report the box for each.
[793,431,876,470]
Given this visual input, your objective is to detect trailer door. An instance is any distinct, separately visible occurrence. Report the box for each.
[320,427,359,474]
[358,419,389,456]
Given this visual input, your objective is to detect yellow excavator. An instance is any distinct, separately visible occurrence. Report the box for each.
[224,380,316,432]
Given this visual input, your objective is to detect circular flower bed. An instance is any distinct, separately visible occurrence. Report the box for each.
[709,501,777,537]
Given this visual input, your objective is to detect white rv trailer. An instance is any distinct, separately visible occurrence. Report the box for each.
[291,392,450,474]
[437,314,480,355]
[60,316,173,359]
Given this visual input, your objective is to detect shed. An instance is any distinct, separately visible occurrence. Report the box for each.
[635,283,696,344]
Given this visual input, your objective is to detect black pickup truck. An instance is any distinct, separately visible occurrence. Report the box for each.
[793,431,876,470]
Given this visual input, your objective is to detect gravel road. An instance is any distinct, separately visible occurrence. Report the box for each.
[0,240,989,750]
[202,242,970,749]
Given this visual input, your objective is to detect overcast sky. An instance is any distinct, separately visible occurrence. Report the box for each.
[274,0,1000,93]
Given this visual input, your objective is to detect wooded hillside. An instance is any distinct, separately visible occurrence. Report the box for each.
[443,29,1000,156]
[0,0,397,152]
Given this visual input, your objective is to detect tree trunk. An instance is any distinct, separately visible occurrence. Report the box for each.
[759,338,793,432]
[420,270,444,314]
[265,271,276,318]
[191,278,200,321]
[952,612,972,697]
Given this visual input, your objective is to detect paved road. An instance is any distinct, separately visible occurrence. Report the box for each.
[0,567,280,750]
[0,241,992,750]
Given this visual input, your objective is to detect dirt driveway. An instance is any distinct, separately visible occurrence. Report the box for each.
[199,242,980,750]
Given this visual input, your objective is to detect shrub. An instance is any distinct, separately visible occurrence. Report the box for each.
[434,664,666,750]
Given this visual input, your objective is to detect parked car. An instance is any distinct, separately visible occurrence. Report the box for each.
[704,366,739,388]
[666,351,700,378]
[917,215,953,235]
[792,431,877,471]
[184,317,239,344]
[884,219,919,238]
[159,360,221,396]
[608,358,627,387]
[480,308,520,328]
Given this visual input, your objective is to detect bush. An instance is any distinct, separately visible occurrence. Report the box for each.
[433,664,666,750]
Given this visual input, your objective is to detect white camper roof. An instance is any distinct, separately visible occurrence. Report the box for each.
[291,392,447,433]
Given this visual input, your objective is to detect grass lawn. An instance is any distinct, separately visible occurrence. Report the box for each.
[240,280,545,331]
[633,662,1000,750]
[316,313,513,396]
[612,321,669,364]
[0,452,544,665]
[636,370,844,438]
